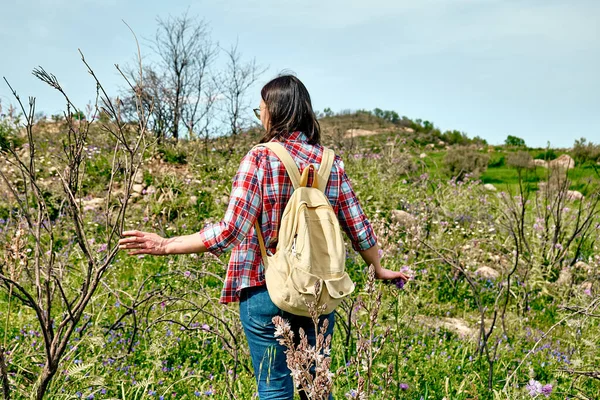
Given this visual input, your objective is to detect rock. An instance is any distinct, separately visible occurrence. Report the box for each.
[425,143,435,149]
[549,154,575,170]
[419,153,427,159]
[574,261,590,272]
[133,169,144,184]
[81,197,104,210]
[391,210,417,227]
[532,159,548,168]
[189,195,198,205]
[344,129,378,139]
[146,185,157,195]
[415,316,477,340]
[440,318,477,338]
[405,127,415,133]
[555,268,572,286]
[132,184,145,194]
[475,266,500,279]
[567,190,584,201]
[437,140,445,146]
[484,183,497,191]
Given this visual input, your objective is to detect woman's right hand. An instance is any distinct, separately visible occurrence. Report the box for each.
[119,230,167,256]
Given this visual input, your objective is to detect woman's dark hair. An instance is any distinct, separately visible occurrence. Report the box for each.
[259,74,321,145]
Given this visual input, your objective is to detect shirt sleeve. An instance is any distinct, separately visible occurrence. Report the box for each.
[335,158,377,251]
[199,148,264,256]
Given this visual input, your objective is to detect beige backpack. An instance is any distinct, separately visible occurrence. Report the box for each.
[253,142,355,317]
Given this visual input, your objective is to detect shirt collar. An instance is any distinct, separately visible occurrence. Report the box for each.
[283,131,309,143]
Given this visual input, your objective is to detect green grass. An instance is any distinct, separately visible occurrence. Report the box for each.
[0,120,599,399]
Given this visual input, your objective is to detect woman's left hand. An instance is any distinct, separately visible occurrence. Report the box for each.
[119,230,167,256]
[375,267,410,282]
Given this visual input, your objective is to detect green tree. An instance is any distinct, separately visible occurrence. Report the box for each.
[505,135,526,147]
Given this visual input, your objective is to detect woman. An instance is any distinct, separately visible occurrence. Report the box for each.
[119,74,409,399]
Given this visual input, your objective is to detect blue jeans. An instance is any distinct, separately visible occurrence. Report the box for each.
[239,285,335,400]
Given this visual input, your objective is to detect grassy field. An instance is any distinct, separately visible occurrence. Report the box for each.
[0,117,599,399]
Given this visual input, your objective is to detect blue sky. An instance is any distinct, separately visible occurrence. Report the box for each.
[0,0,598,148]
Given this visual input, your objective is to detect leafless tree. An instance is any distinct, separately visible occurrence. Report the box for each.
[128,12,218,142]
[0,41,149,399]
[218,42,266,150]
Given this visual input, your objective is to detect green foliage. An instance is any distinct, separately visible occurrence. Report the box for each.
[82,153,113,194]
[72,110,86,120]
[143,170,155,187]
[0,118,24,151]
[372,108,400,124]
[158,145,188,164]
[444,146,490,179]
[505,135,526,147]
[572,137,600,165]
[534,149,558,161]
[1,117,599,399]
[442,130,471,146]
[488,154,505,168]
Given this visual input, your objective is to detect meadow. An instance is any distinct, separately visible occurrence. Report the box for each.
[0,109,599,400]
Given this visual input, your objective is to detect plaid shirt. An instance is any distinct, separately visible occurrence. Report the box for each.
[199,131,377,303]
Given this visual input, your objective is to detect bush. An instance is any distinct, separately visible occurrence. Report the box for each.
[444,146,490,180]
[488,154,505,168]
[442,130,470,146]
[0,118,24,151]
[534,149,558,161]
[158,145,188,164]
[389,152,418,177]
[572,138,600,165]
[507,151,534,170]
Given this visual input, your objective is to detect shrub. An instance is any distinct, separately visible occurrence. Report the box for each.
[534,149,558,161]
[507,151,534,170]
[0,118,24,151]
[572,138,600,165]
[442,130,470,146]
[488,154,505,168]
[443,146,490,180]
[158,145,188,164]
[390,152,418,177]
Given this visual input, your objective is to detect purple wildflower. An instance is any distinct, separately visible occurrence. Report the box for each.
[541,384,553,397]
[399,383,409,390]
[526,379,542,397]
[394,278,406,290]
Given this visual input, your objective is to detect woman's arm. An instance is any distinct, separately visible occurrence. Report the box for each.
[120,148,263,257]
[118,231,207,255]
[358,244,410,281]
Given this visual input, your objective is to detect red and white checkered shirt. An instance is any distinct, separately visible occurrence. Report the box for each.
[199,131,377,303]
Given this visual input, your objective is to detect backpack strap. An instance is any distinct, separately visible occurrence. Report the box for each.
[254,220,268,260]
[252,142,301,260]
[254,142,302,189]
[252,144,335,260]
[317,148,335,193]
